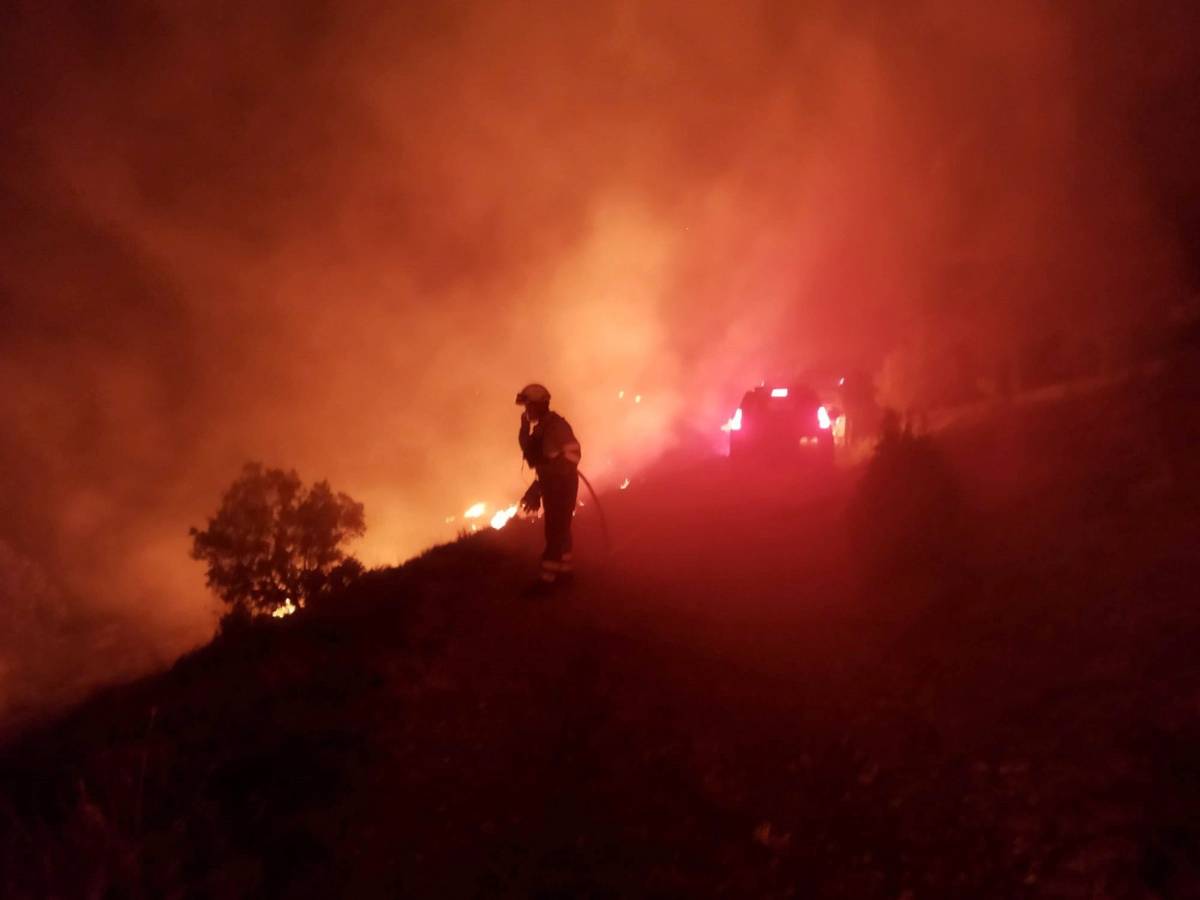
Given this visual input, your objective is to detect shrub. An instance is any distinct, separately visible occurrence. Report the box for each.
[848,412,966,581]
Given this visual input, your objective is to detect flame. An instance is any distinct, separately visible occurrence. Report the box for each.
[490,504,518,529]
[634,394,642,403]
[464,502,487,519]
[817,406,831,429]
[619,477,630,490]
[272,598,298,618]
[721,407,743,432]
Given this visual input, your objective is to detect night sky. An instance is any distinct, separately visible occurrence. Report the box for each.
[1,0,1197,720]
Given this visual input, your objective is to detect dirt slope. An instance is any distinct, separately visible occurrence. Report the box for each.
[3,382,1200,898]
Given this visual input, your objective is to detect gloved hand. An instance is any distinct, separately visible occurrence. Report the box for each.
[520,480,542,514]
[519,414,537,466]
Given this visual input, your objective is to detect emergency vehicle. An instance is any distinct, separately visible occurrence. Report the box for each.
[725,384,838,466]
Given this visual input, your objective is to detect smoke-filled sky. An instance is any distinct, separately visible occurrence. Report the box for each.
[1,0,1197,723]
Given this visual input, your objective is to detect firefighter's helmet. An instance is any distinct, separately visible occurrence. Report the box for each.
[515,383,551,406]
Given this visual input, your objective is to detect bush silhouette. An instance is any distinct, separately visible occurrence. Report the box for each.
[190,463,365,618]
[848,412,965,581]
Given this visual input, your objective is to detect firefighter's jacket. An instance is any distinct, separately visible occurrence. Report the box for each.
[519,411,581,480]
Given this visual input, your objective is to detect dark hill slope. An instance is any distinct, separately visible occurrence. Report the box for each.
[4,378,1200,898]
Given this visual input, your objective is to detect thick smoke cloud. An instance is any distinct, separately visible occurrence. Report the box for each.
[1,0,1196,726]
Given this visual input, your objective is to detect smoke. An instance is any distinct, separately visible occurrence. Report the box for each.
[1,0,1196,724]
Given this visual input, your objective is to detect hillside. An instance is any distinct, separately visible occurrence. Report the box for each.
[3,378,1200,898]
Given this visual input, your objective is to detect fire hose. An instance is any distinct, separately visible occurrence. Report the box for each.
[576,470,612,554]
[519,467,612,553]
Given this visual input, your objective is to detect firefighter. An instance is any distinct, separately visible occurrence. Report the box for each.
[515,383,581,590]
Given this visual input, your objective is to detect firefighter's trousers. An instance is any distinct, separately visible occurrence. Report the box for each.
[540,469,578,582]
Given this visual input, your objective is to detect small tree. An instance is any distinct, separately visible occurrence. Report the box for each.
[190,463,365,617]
